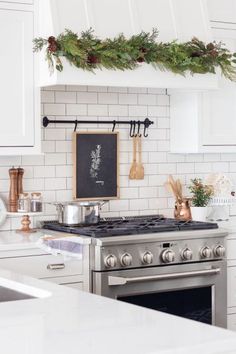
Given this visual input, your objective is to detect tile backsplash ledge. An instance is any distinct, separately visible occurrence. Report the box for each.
[0,85,235,231]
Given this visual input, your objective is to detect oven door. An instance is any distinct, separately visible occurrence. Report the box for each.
[93,261,227,328]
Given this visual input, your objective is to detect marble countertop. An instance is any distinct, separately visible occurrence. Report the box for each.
[0,268,235,354]
[0,230,91,251]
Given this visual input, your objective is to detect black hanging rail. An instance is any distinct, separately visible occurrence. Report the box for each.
[42,116,154,137]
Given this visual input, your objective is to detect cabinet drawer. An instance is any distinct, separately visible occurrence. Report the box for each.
[228,314,236,331]
[0,255,83,278]
[65,282,83,291]
[227,239,236,260]
[44,276,84,291]
[0,1,33,4]
[228,267,236,307]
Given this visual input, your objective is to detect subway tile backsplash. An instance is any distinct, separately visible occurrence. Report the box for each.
[0,85,235,231]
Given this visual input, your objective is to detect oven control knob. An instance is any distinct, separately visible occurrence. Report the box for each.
[120,253,132,267]
[104,255,117,268]
[214,245,225,258]
[142,251,153,265]
[181,248,193,261]
[200,246,212,259]
[161,249,175,263]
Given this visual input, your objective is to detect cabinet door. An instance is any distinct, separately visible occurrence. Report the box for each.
[207,0,236,24]
[201,33,236,147]
[228,314,236,331]
[201,89,236,146]
[228,267,236,308]
[0,8,34,146]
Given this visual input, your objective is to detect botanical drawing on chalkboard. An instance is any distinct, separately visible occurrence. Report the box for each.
[73,132,119,200]
[90,144,102,179]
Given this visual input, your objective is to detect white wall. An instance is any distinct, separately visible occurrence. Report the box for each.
[0,85,235,230]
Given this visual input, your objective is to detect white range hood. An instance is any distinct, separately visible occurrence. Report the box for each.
[38,0,218,89]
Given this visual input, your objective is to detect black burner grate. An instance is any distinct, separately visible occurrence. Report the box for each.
[41,215,218,238]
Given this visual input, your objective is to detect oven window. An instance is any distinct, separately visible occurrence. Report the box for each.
[118,286,212,324]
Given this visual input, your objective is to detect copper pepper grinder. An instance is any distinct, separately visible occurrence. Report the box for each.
[8,167,18,212]
[17,167,24,197]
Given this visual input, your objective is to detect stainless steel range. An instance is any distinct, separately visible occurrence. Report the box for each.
[43,215,228,328]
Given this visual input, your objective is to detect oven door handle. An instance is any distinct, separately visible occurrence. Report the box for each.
[108,268,221,286]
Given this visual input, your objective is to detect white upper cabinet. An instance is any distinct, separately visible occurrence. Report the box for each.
[170,3,236,153]
[0,2,40,155]
[201,89,236,146]
[0,9,34,147]
[38,0,218,88]
[207,0,236,24]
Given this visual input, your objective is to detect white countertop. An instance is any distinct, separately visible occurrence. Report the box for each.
[0,268,235,354]
[0,230,91,251]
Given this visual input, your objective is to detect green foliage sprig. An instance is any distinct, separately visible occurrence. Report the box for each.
[188,178,214,207]
[33,28,236,80]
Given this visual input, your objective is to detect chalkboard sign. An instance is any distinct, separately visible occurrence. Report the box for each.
[73,132,119,200]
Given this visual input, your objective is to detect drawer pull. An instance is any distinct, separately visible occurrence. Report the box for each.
[47,263,65,270]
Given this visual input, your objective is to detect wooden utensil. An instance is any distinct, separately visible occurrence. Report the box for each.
[129,137,138,180]
[136,136,144,180]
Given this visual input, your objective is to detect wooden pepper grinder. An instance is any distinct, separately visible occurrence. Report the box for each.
[17,167,24,197]
[8,167,18,212]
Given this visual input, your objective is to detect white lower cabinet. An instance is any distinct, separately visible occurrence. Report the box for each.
[228,313,236,331]
[227,236,236,330]
[0,246,90,292]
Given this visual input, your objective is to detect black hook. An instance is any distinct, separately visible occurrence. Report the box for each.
[136,121,142,137]
[129,121,133,137]
[112,120,116,132]
[143,118,149,137]
[74,120,78,132]
[130,121,136,137]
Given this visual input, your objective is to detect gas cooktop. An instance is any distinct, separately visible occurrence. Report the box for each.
[42,215,218,238]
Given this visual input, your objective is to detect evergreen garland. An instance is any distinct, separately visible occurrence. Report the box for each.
[33,28,236,80]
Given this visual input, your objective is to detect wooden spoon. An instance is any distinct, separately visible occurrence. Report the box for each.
[136,136,144,179]
[129,136,138,180]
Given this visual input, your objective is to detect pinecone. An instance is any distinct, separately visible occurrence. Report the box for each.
[209,49,218,58]
[191,51,201,58]
[47,36,58,53]
[87,53,99,64]
[140,47,147,54]
[48,36,56,44]
[206,43,215,51]
[48,43,58,53]
[137,56,145,63]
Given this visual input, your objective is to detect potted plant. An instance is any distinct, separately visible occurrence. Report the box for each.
[188,178,213,221]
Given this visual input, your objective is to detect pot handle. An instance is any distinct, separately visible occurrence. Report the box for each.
[46,202,64,211]
[100,200,108,209]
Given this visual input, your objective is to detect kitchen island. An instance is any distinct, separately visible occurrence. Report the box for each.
[0,268,236,354]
